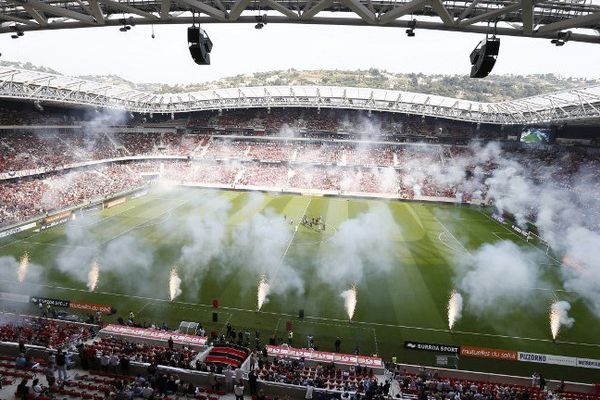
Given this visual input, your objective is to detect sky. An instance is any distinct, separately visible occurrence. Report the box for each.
[1,20,600,84]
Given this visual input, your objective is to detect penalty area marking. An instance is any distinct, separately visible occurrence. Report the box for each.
[6,278,600,349]
[272,317,379,353]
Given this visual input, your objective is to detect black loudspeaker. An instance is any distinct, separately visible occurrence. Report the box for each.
[299,309,304,319]
[188,27,213,65]
[212,312,218,322]
[469,38,500,78]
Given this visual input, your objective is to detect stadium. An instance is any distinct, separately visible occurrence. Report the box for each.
[1,2,600,399]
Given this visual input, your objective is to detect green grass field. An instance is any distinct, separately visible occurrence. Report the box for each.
[1,187,599,383]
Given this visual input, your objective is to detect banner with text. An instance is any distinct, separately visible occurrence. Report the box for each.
[266,345,384,368]
[100,324,207,348]
[404,341,460,354]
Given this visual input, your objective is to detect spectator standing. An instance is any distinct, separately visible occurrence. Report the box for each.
[234,381,244,400]
[335,337,341,353]
[224,366,234,393]
[305,382,314,400]
[44,363,56,387]
[248,369,258,396]
[16,378,30,400]
[235,366,243,382]
[56,350,68,381]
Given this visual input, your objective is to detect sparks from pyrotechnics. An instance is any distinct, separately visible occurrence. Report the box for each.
[17,252,29,283]
[447,290,463,330]
[257,274,270,311]
[169,266,182,301]
[340,284,357,320]
[87,259,100,291]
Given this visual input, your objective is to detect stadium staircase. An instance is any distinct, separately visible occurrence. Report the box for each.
[205,344,249,369]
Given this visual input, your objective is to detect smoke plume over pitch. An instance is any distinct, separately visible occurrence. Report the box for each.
[454,241,544,314]
[229,208,304,298]
[318,204,401,286]
[550,300,575,340]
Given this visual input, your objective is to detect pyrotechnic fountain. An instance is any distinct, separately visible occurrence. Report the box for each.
[87,259,100,291]
[340,285,357,320]
[447,290,463,331]
[257,274,270,310]
[17,252,29,283]
[169,266,182,301]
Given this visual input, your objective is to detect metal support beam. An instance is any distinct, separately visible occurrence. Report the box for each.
[378,0,428,25]
[430,0,454,25]
[341,0,376,24]
[161,0,172,17]
[87,0,105,24]
[302,0,333,20]
[176,0,227,20]
[228,0,252,20]
[261,0,299,19]
[459,3,521,26]
[520,0,533,35]
[0,13,39,25]
[536,12,600,34]
[98,0,159,20]
[456,0,481,22]
[15,0,96,24]
[23,4,47,25]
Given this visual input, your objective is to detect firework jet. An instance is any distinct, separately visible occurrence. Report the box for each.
[447,290,463,330]
[87,259,100,291]
[257,274,270,310]
[17,252,29,283]
[169,267,182,301]
[550,300,575,340]
[340,285,358,320]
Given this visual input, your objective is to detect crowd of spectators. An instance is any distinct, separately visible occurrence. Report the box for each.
[84,337,197,370]
[2,138,598,228]
[0,315,92,349]
[1,108,599,229]
[0,164,145,226]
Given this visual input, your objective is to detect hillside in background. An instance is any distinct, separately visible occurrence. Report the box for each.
[2,60,598,102]
[141,69,600,102]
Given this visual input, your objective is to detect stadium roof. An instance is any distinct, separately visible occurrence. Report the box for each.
[1,65,600,124]
[1,0,600,43]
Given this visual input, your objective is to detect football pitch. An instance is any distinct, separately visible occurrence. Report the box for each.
[1,186,599,383]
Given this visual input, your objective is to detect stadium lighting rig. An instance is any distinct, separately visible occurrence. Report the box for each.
[405,19,416,37]
[255,15,268,29]
[118,16,135,32]
[551,31,572,46]
[10,25,24,39]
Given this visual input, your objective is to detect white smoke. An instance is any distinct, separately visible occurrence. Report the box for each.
[229,209,304,296]
[176,193,231,279]
[318,204,401,286]
[560,227,600,315]
[0,255,42,283]
[454,241,544,314]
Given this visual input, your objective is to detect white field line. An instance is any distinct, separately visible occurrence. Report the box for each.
[6,278,600,349]
[101,200,188,245]
[372,328,379,354]
[432,215,470,255]
[280,197,313,262]
[477,209,561,264]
